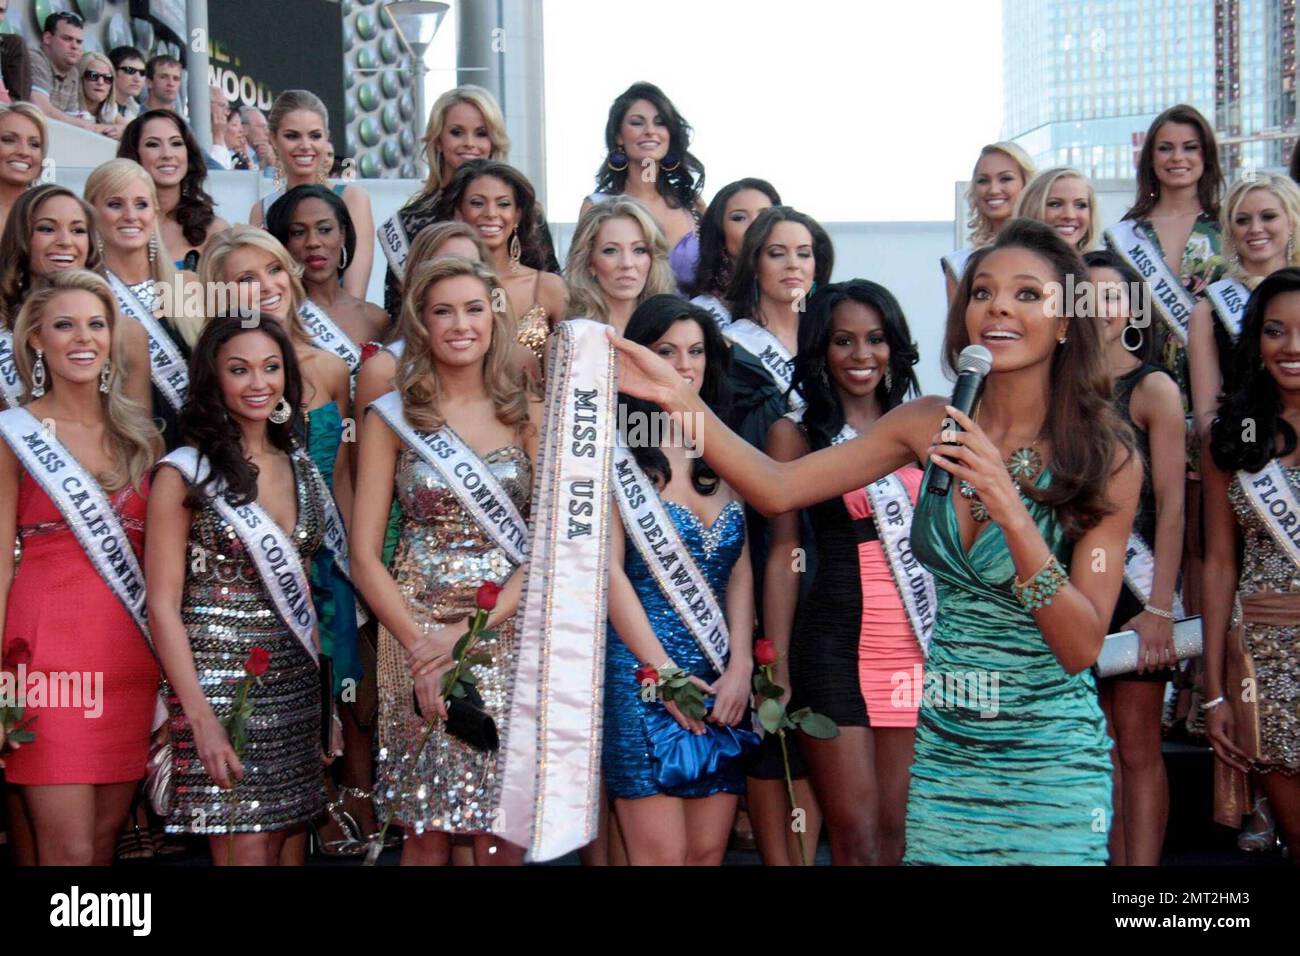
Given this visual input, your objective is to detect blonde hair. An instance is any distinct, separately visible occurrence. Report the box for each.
[199,224,308,344]
[965,142,1037,248]
[268,89,329,133]
[564,198,675,324]
[406,221,488,272]
[13,269,161,491]
[76,52,115,119]
[413,86,509,205]
[0,102,48,169]
[396,256,528,434]
[1014,167,1098,252]
[1221,174,1300,284]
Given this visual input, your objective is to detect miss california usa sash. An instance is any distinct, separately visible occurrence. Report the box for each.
[722,319,805,411]
[160,447,319,665]
[1105,220,1196,345]
[367,390,529,565]
[299,300,362,375]
[0,328,22,409]
[1205,277,1250,343]
[611,444,729,674]
[0,408,153,649]
[1237,460,1300,573]
[941,246,974,284]
[377,212,413,278]
[499,319,614,862]
[105,271,188,413]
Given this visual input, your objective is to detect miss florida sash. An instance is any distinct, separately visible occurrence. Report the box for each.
[1205,277,1250,343]
[0,329,22,408]
[1105,220,1195,345]
[160,447,319,665]
[499,318,614,862]
[611,445,729,674]
[300,300,362,375]
[722,319,805,411]
[377,211,413,278]
[941,246,974,284]
[1236,460,1300,573]
[367,390,529,566]
[105,271,188,413]
[0,408,152,648]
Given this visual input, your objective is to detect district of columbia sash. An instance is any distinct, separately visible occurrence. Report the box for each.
[941,246,973,284]
[1205,276,1250,343]
[610,444,729,674]
[1105,220,1196,345]
[377,211,413,278]
[721,319,805,411]
[105,271,188,413]
[367,390,529,566]
[159,447,319,665]
[1121,529,1185,620]
[299,300,362,375]
[498,318,614,862]
[0,328,22,408]
[1237,460,1300,573]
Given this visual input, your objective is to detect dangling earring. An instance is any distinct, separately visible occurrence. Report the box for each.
[31,348,46,398]
[273,160,285,191]
[1121,324,1143,353]
[508,229,522,274]
[606,147,628,172]
[339,246,349,271]
[818,364,830,386]
[96,236,105,258]
[884,368,894,394]
[1288,233,1296,261]
[147,234,158,264]
[269,396,292,424]
[660,151,681,173]
[1149,181,1161,201]
[1230,250,1242,270]
[100,359,112,394]
[1057,333,1068,345]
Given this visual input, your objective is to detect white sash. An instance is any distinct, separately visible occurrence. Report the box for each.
[1236,460,1300,573]
[378,212,413,278]
[105,271,188,413]
[0,329,23,409]
[688,294,733,330]
[941,246,974,283]
[1105,220,1196,344]
[367,390,528,566]
[1205,277,1250,343]
[160,447,319,665]
[296,451,367,628]
[299,300,362,374]
[499,318,613,862]
[611,446,729,674]
[0,408,152,650]
[1122,530,1185,618]
[721,319,805,411]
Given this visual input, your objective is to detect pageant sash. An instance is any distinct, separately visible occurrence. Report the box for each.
[1105,220,1195,344]
[722,319,805,411]
[105,271,188,413]
[385,338,406,361]
[611,445,729,674]
[160,447,319,665]
[0,408,152,649]
[367,390,529,566]
[300,300,362,374]
[1205,277,1250,343]
[1122,530,1185,618]
[0,329,22,408]
[499,318,614,862]
[378,212,413,278]
[941,246,974,283]
[1236,460,1300,573]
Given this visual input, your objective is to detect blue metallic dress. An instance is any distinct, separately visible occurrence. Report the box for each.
[603,498,747,800]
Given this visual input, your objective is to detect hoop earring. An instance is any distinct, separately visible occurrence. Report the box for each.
[269,396,292,425]
[1121,324,1143,353]
[339,246,349,271]
[147,234,158,264]
[100,359,112,394]
[660,151,681,173]
[508,229,522,274]
[31,348,46,398]
[606,148,628,172]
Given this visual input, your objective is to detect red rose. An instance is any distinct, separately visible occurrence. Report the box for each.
[753,639,778,667]
[244,646,271,677]
[634,665,659,684]
[361,341,382,363]
[3,638,31,669]
[476,581,502,611]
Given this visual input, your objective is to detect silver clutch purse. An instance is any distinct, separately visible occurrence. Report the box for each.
[144,741,173,818]
[1094,616,1202,678]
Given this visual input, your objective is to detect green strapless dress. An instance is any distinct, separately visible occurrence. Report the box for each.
[905,465,1112,865]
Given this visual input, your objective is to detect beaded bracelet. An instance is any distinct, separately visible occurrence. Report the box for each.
[1142,603,1175,620]
[1012,554,1069,610]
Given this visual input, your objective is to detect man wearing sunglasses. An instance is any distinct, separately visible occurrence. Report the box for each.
[109,45,147,123]
[28,12,100,131]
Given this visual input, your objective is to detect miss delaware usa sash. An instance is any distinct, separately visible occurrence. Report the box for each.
[1236,460,1300,573]
[105,271,188,413]
[941,246,974,284]
[0,329,22,408]
[0,408,152,648]
[300,300,362,375]
[1205,277,1250,343]
[611,445,729,674]
[499,318,614,862]
[160,447,319,665]
[367,390,529,566]
[377,212,413,278]
[722,319,805,411]
[1105,220,1195,345]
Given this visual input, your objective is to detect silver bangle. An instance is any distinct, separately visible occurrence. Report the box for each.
[1142,603,1175,620]
[1201,695,1228,712]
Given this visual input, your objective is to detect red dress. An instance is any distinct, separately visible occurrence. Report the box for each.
[2,473,158,784]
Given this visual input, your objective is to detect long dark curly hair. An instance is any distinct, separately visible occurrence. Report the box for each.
[687,177,782,299]
[431,159,547,271]
[593,82,703,211]
[791,280,921,451]
[1210,267,1300,473]
[619,295,730,495]
[118,109,218,249]
[727,206,834,324]
[178,314,304,509]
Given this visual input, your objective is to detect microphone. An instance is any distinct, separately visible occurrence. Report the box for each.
[926,344,993,496]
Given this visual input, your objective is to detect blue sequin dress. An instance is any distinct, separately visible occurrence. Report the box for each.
[603,499,747,800]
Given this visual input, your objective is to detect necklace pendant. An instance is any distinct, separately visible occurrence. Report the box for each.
[959,480,991,522]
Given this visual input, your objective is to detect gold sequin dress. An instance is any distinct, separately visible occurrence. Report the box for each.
[515,270,550,367]
[1229,464,1300,775]
[375,444,531,835]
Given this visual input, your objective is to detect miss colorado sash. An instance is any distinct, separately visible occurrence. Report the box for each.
[941,246,974,284]
[0,408,152,648]
[367,390,529,566]
[0,329,22,408]
[1205,277,1250,343]
[1105,220,1196,345]
[722,319,805,411]
[105,271,188,413]
[499,319,614,862]
[1122,530,1185,618]
[377,212,413,278]
[1236,460,1300,573]
[611,445,729,674]
[160,447,319,665]
[300,300,362,375]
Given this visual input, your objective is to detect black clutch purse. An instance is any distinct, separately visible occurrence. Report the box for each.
[412,682,499,752]
[320,655,335,754]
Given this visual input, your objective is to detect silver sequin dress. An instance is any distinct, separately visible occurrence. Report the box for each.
[375,444,531,835]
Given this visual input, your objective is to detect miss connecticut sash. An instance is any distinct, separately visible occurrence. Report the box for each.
[377,212,413,279]
[1105,220,1195,345]
[300,300,362,375]
[1122,530,1185,618]
[105,271,188,413]
[0,329,22,409]
[498,318,614,862]
[1205,277,1250,343]
[1236,460,1300,573]
[722,319,805,411]
[160,446,319,665]
[367,390,529,566]
[941,246,974,284]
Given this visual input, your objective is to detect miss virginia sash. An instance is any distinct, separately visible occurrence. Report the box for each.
[722,319,805,411]
[1105,220,1195,344]
[1122,530,1185,618]
[1236,460,1300,573]
[499,318,614,862]
[105,271,188,413]
[941,246,974,283]
[300,300,362,374]
[0,408,152,648]
[367,390,529,566]
[160,446,319,665]
[0,329,22,408]
[611,445,729,674]
[1205,277,1250,343]
[377,212,413,278]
